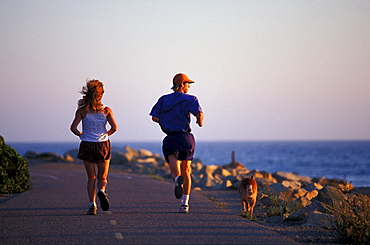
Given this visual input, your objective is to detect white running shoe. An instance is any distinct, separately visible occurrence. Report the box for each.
[179,204,189,213]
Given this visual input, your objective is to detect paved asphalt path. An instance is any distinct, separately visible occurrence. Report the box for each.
[0,163,298,244]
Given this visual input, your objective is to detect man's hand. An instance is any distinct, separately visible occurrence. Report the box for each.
[152,116,159,123]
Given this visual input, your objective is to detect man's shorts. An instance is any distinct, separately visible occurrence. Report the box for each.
[77,140,111,162]
[162,132,195,163]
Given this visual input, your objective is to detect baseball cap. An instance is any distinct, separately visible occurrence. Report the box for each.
[171,73,195,89]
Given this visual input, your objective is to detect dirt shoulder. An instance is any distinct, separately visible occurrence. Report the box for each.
[198,188,339,244]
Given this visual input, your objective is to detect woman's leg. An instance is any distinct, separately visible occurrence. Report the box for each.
[96,159,110,191]
[83,160,97,203]
[96,159,110,211]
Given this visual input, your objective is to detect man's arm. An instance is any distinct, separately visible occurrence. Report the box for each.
[196,112,204,127]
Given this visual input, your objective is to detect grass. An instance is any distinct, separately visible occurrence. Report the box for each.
[239,211,258,221]
[149,174,163,181]
[208,197,227,209]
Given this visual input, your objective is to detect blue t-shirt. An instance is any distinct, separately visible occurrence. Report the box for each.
[150,92,202,134]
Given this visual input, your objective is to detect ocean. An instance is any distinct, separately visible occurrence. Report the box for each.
[8,141,370,187]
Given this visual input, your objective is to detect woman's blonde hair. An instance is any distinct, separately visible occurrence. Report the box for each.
[78,79,105,113]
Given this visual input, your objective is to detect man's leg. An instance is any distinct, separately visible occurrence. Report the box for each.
[167,154,185,199]
[167,154,181,181]
[178,160,191,213]
[181,160,192,195]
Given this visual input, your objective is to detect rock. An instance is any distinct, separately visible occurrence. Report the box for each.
[23,151,40,159]
[138,148,153,157]
[154,156,166,166]
[111,151,129,164]
[268,214,288,224]
[304,211,334,228]
[315,186,346,206]
[282,180,301,190]
[260,170,275,180]
[304,190,318,200]
[285,207,308,223]
[293,188,308,198]
[221,180,233,189]
[65,149,78,159]
[197,174,220,187]
[304,182,324,191]
[221,175,238,183]
[199,165,220,176]
[62,154,75,162]
[249,170,265,179]
[136,157,158,165]
[273,171,311,184]
[23,151,75,162]
[255,178,277,187]
[337,182,354,193]
[223,161,245,169]
[260,196,271,206]
[315,176,330,186]
[214,167,232,177]
[39,152,64,162]
[268,183,290,194]
[231,180,241,189]
[309,199,331,213]
[191,159,203,172]
[123,146,139,162]
[285,198,331,225]
[294,196,312,209]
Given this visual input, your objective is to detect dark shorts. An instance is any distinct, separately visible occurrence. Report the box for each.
[77,140,111,162]
[162,132,195,163]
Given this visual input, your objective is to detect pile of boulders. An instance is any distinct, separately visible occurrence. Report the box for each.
[23,151,75,162]
[24,146,367,228]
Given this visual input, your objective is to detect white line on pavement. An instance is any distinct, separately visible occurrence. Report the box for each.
[31,173,58,180]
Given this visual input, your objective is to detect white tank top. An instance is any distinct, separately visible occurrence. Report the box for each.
[80,110,108,142]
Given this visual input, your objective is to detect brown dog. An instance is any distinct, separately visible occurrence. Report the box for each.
[238,176,258,216]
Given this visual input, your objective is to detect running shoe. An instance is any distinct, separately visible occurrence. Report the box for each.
[97,191,110,211]
[87,205,97,215]
[179,204,189,213]
[174,176,184,199]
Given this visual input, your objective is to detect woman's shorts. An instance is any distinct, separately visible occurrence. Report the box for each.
[162,132,195,163]
[77,140,111,162]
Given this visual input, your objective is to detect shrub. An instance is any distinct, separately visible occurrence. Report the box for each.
[265,188,300,217]
[0,136,30,194]
[325,192,370,244]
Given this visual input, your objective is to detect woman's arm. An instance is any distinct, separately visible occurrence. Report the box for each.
[70,109,83,136]
[105,107,118,136]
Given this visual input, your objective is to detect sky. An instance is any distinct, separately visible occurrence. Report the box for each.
[1,0,369,143]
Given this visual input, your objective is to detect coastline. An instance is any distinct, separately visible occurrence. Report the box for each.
[9,140,370,187]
